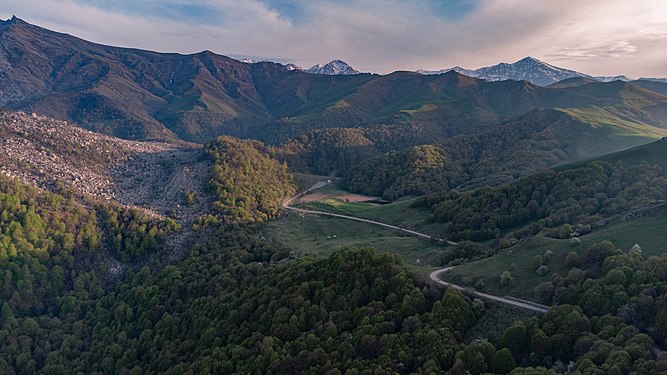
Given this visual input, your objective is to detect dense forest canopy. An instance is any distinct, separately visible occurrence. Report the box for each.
[0,129,666,373]
[2,182,666,373]
[276,109,662,201]
[198,136,296,227]
[425,161,667,241]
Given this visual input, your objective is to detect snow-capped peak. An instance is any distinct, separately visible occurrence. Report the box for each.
[418,57,589,86]
[417,57,641,86]
[306,60,359,75]
[284,63,302,71]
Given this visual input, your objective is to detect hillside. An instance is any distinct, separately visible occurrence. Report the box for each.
[0,17,272,142]
[0,111,214,231]
[4,17,667,147]
[332,108,667,199]
[577,137,667,171]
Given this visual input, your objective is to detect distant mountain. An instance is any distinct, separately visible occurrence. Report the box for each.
[419,57,637,86]
[284,63,302,71]
[416,66,471,76]
[595,75,631,82]
[2,17,667,148]
[640,77,667,83]
[418,57,587,85]
[239,58,302,71]
[306,60,359,75]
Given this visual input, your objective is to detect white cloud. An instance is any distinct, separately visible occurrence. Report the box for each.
[0,0,665,77]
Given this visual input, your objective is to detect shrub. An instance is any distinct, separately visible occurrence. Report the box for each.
[500,271,515,287]
[531,255,544,270]
[558,224,572,239]
[536,265,549,276]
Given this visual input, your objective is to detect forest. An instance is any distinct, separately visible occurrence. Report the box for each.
[1,136,667,374]
[425,161,667,241]
[199,136,296,227]
[274,108,641,201]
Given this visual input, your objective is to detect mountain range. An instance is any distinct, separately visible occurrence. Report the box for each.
[417,56,633,86]
[2,16,667,151]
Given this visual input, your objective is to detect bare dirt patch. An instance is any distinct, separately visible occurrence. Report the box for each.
[297,192,379,204]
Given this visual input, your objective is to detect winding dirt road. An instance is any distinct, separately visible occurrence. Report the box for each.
[429,268,550,314]
[284,181,550,314]
[283,182,457,245]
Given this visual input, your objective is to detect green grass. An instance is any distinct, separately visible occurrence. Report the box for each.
[441,205,667,302]
[264,212,448,270]
[561,107,667,138]
[302,183,349,196]
[296,193,443,236]
[559,137,667,173]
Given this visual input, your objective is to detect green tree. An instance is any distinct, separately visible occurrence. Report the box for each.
[565,251,581,268]
[500,271,515,288]
[490,348,516,374]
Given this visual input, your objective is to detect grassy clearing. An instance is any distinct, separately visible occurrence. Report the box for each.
[264,211,448,270]
[296,193,443,236]
[562,107,667,138]
[441,205,667,302]
[559,137,667,173]
[298,184,370,200]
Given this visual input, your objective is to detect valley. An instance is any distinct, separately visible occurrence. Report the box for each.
[2,14,667,374]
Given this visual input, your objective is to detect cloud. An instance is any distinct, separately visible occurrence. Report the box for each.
[0,0,665,77]
[547,42,638,61]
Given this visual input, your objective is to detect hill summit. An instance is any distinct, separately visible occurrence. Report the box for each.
[306,59,360,75]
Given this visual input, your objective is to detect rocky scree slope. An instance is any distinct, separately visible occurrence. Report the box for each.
[0,111,213,231]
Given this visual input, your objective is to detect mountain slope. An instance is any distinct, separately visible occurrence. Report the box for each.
[0,111,213,228]
[0,17,273,142]
[338,107,667,199]
[2,17,667,149]
[562,136,667,172]
[632,79,667,97]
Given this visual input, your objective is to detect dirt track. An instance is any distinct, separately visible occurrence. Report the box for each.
[284,182,552,314]
[283,182,457,244]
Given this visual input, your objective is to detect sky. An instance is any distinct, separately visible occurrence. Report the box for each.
[1,0,666,77]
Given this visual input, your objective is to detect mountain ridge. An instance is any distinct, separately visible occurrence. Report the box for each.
[418,56,636,86]
[2,17,667,149]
